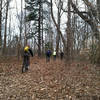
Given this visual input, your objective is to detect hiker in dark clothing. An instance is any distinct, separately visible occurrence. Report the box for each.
[46,49,52,62]
[60,51,64,60]
[22,46,33,73]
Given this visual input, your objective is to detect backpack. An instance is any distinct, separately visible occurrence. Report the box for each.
[47,50,51,56]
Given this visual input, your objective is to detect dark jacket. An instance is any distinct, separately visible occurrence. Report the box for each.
[46,50,51,57]
[23,48,33,66]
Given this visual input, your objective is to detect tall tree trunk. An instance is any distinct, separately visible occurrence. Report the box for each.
[50,0,66,49]
[0,0,2,48]
[66,0,72,60]
[8,13,11,48]
[41,3,44,54]
[20,0,23,43]
[17,0,23,60]
[3,0,9,55]
[24,1,27,46]
[38,0,41,56]
[20,0,23,41]
[71,0,99,40]
[7,13,11,55]
[97,0,100,20]
[56,0,61,56]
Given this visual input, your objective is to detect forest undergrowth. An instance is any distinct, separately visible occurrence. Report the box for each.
[0,56,100,100]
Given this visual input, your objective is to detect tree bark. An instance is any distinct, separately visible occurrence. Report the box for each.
[56,0,61,56]
[97,0,100,20]
[38,0,41,56]
[3,0,9,55]
[24,1,27,46]
[66,0,73,61]
[41,2,44,54]
[0,0,2,48]
[70,0,99,40]
[50,0,66,49]
[20,0,23,42]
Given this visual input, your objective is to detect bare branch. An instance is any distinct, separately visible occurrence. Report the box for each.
[50,0,66,48]
[70,0,99,39]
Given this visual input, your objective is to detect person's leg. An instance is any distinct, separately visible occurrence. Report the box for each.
[61,55,62,60]
[62,55,63,60]
[54,55,56,60]
[61,54,63,60]
[25,65,28,71]
[25,57,29,71]
[22,63,25,73]
[47,56,50,62]
[25,61,28,71]
[53,55,56,61]
[27,57,30,70]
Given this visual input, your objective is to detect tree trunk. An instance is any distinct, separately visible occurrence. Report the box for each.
[0,0,2,48]
[66,0,72,61]
[38,0,41,57]
[50,0,66,49]
[56,0,61,56]
[41,3,44,54]
[20,0,23,42]
[71,0,99,40]
[97,0,100,20]
[24,1,27,46]
[3,0,9,55]
[17,0,23,60]
[8,12,11,55]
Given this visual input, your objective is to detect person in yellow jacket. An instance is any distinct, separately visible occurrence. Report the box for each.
[53,50,56,61]
[22,45,33,73]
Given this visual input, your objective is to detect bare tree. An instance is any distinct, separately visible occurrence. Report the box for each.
[0,0,2,48]
[3,0,9,55]
[8,12,11,48]
[50,0,66,49]
[66,0,73,60]
[55,0,62,56]
[97,0,100,20]
[20,0,23,42]
[71,0,99,39]
[38,0,42,56]
[24,1,27,46]
[41,2,44,53]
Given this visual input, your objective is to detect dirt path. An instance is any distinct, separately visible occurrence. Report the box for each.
[0,57,100,100]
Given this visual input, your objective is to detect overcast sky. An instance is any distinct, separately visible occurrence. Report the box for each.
[8,0,25,36]
[8,0,88,36]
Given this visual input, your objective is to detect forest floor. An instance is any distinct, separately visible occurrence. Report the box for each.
[0,56,100,100]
